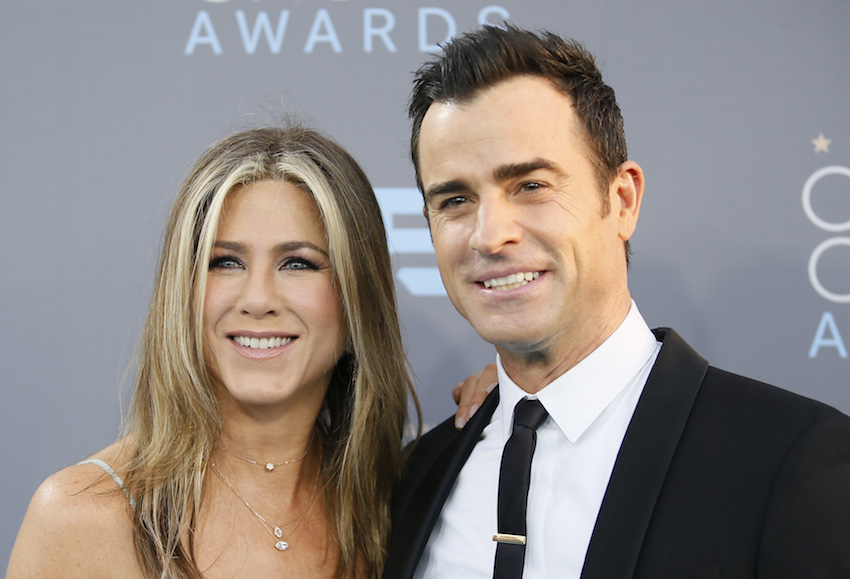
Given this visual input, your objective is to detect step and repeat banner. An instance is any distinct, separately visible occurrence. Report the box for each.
[2,0,848,563]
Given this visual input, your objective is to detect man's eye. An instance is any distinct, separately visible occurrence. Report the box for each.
[441,196,467,209]
[520,182,542,192]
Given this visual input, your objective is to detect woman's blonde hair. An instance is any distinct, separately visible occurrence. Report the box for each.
[124,126,418,577]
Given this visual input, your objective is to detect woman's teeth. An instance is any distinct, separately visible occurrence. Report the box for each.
[232,336,293,349]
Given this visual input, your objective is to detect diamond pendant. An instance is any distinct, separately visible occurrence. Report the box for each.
[273,527,288,550]
[265,463,275,471]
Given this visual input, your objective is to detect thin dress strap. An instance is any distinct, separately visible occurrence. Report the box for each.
[78,458,136,510]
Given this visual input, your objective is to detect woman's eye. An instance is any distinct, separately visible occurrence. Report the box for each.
[282,257,320,271]
[209,256,242,270]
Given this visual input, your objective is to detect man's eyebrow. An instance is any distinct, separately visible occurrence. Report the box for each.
[493,158,564,182]
[423,179,468,203]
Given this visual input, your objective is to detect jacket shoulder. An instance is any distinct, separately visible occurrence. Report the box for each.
[699,364,848,425]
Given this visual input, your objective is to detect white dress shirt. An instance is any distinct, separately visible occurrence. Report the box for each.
[415,302,661,578]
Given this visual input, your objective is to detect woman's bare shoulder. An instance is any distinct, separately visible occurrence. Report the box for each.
[7,440,145,578]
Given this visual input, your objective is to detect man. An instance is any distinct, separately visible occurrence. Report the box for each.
[384,26,850,578]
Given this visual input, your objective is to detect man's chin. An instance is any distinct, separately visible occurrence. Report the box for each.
[477,328,546,355]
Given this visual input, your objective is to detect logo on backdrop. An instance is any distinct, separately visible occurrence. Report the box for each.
[184,5,510,55]
[804,133,850,358]
[375,188,445,297]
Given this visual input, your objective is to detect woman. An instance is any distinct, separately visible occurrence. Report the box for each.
[8,126,419,577]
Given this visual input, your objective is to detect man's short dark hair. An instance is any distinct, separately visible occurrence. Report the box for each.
[409,25,628,214]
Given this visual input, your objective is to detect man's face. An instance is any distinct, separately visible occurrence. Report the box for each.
[419,75,641,371]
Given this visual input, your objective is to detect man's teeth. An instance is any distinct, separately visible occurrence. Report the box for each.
[233,336,293,349]
[483,272,540,291]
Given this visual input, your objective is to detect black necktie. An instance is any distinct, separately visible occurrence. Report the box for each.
[493,398,549,579]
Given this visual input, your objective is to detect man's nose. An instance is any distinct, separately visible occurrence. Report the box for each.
[469,195,522,255]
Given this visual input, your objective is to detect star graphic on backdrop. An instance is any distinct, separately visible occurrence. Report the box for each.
[811,133,832,153]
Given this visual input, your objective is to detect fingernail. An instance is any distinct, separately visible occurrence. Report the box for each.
[469,403,480,418]
[485,382,497,393]
[455,415,467,429]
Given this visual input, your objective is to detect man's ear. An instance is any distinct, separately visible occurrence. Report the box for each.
[613,160,644,241]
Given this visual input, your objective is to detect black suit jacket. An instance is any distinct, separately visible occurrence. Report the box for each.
[384,328,850,578]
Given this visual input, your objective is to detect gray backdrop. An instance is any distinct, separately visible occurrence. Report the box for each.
[3,0,849,566]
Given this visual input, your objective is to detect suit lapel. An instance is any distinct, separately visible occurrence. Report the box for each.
[581,328,709,578]
[383,389,500,579]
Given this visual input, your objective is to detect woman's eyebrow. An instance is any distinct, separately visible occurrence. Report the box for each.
[213,240,329,258]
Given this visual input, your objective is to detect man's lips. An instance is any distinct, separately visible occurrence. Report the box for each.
[481,271,541,291]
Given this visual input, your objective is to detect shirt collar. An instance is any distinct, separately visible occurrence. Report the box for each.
[496,301,659,443]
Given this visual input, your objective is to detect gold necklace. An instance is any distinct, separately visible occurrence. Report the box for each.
[210,463,320,551]
[220,431,316,472]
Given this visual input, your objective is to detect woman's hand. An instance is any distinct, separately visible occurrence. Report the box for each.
[452,364,498,429]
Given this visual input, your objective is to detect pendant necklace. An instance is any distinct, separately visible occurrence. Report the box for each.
[220,431,315,472]
[210,463,320,551]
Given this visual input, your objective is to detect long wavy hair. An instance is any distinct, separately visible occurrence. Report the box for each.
[122,126,418,577]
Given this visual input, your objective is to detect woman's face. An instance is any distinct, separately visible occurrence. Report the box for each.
[202,179,347,412]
